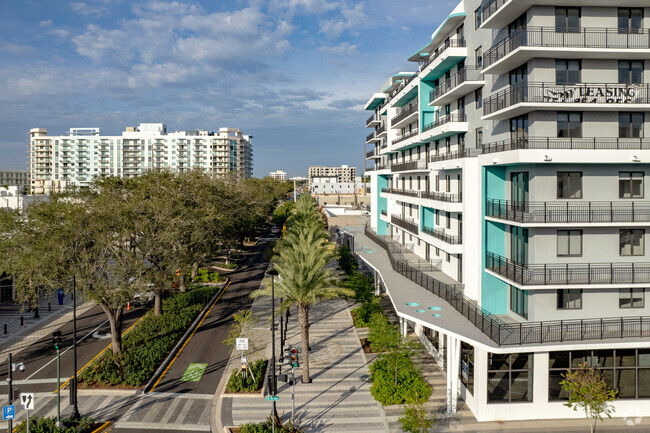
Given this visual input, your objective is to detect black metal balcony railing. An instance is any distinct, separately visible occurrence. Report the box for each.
[430,147,482,163]
[391,214,419,234]
[419,38,467,71]
[486,199,650,224]
[391,102,419,125]
[429,68,483,102]
[484,82,650,116]
[421,226,462,244]
[366,114,375,127]
[481,0,508,23]
[391,129,419,146]
[486,252,650,286]
[391,160,427,172]
[366,132,375,142]
[376,124,386,136]
[421,114,467,133]
[480,137,650,154]
[485,26,650,69]
[386,75,417,104]
[366,149,376,158]
[382,187,463,203]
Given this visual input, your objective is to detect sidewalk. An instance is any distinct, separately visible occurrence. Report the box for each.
[0,293,94,363]
[215,297,390,433]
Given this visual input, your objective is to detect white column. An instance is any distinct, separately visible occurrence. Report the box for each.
[446,335,461,414]
[399,317,406,338]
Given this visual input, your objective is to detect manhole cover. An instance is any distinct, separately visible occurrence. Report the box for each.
[308,341,342,365]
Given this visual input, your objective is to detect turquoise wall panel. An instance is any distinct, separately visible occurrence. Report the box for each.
[377,175,388,235]
[421,206,436,230]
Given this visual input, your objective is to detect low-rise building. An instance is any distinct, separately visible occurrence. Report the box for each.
[269,170,287,181]
[0,169,29,194]
[308,165,356,183]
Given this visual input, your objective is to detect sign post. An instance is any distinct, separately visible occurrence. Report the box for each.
[20,393,34,433]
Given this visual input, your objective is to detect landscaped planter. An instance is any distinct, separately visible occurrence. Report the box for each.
[195,278,229,289]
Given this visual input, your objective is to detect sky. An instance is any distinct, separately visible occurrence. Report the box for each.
[0,0,455,178]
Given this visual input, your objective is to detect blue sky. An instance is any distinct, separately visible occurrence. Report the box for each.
[0,0,454,178]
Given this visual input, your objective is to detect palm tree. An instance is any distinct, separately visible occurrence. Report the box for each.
[252,196,352,383]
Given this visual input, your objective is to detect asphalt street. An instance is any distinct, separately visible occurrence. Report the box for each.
[1,304,148,395]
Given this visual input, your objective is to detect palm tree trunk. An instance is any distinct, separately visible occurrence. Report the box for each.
[298,303,311,383]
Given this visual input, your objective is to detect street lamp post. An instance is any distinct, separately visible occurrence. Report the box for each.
[70,275,80,420]
[267,266,279,428]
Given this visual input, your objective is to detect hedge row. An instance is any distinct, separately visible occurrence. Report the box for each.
[81,285,219,387]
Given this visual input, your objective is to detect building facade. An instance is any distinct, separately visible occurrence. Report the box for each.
[269,170,287,181]
[29,123,253,194]
[308,165,357,183]
[0,170,29,194]
[309,175,365,195]
[363,0,650,422]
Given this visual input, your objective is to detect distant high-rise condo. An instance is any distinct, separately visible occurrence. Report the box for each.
[269,170,287,181]
[28,123,253,194]
[362,0,650,423]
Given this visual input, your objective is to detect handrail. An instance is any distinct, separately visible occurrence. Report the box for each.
[484,82,650,116]
[429,67,483,103]
[391,214,419,234]
[391,102,419,125]
[486,199,650,223]
[480,137,650,153]
[391,160,428,172]
[430,148,482,162]
[391,129,419,146]
[422,114,467,133]
[421,226,462,244]
[419,38,467,71]
[382,187,462,203]
[485,26,650,68]
[481,0,509,24]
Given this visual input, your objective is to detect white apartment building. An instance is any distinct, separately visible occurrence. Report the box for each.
[29,123,253,194]
[308,165,357,183]
[269,170,287,181]
[360,0,650,423]
[0,170,29,194]
[310,175,364,195]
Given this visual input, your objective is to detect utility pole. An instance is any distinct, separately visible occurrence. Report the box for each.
[7,353,12,433]
[70,276,80,420]
[267,267,279,426]
[52,331,62,428]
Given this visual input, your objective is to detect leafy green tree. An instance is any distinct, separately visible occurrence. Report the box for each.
[368,313,401,353]
[560,362,617,433]
[337,245,358,276]
[399,403,436,433]
[252,194,352,383]
[224,309,258,353]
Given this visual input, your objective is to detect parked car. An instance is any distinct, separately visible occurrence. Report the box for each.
[270,225,280,234]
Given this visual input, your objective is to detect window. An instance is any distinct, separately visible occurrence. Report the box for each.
[618,8,643,33]
[557,289,582,309]
[620,229,644,256]
[475,88,482,109]
[435,246,440,256]
[557,172,582,199]
[476,128,483,146]
[487,353,533,402]
[619,113,644,138]
[557,112,582,138]
[549,349,650,400]
[445,175,451,192]
[555,7,580,32]
[461,342,474,394]
[435,210,440,225]
[446,211,451,229]
[446,252,450,262]
[475,46,482,69]
[618,60,643,84]
[435,174,440,191]
[619,288,645,308]
[555,60,580,85]
[557,230,582,257]
[619,172,644,198]
[510,115,528,141]
[475,7,482,29]
[457,96,465,120]
[510,285,528,319]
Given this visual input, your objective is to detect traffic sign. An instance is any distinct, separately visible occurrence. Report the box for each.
[2,405,15,420]
[266,395,279,401]
[236,338,249,350]
[20,393,35,410]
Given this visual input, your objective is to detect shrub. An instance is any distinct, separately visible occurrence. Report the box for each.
[337,245,357,276]
[80,285,218,387]
[399,403,437,433]
[350,298,381,328]
[193,268,222,282]
[344,273,374,304]
[368,313,401,353]
[14,416,96,433]
[370,352,431,406]
[240,422,272,433]
[226,359,268,393]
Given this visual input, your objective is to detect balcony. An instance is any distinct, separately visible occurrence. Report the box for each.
[486,199,650,225]
[391,159,428,173]
[486,252,650,286]
[366,132,377,143]
[419,114,468,143]
[381,209,387,217]
[386,75,418,107]
[382,188,462,203]
[421,226,462,244]
[483,26,650,74]
[480,137,650,154]
[391,129,419,146]
[366,113,381,127]
[391,102,419,129]
[481,0,650,30]
[366,149,381,159]
[483,82,650,120]
[417,39,468,81]
[429,68,484,106]
[391,214,419,234]
[376,124,386,137]
[430,147,482,163]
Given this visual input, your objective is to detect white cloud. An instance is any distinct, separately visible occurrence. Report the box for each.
[50,29,71,39]
[40,20,53,27]
[316,42,358,56]
[319,2,366,39]
[69,2,108,16]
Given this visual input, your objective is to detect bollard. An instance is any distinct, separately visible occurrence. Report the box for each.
[48,303,51,312]
[20,316,24,326]
[3,324,6,334]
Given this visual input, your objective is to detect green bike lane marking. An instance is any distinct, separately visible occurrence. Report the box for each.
[181,363,208,382]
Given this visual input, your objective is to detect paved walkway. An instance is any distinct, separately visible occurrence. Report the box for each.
[216,297,389,433]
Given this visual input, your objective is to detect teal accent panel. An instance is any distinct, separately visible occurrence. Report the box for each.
[421,206,436,230]
[481,166,508,315]
[376,175,388,236]
[418,81,436,128]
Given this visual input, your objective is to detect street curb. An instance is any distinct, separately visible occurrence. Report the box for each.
[142,281,229,394]
[91,421,112,433]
